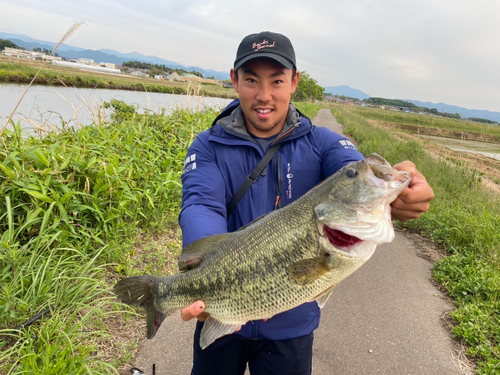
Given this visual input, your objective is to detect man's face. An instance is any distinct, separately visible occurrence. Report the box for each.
[230,58,299,137]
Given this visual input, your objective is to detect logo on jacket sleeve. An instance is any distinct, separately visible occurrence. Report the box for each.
[339,139,357,150]
[183,154,196,174]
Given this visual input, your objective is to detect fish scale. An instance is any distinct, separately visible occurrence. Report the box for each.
[114,154,411,349]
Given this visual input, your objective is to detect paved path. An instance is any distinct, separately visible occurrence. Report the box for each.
[130,109,461,375]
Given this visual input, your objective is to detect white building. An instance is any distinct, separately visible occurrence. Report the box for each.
[130,70,147,77]
[101,62,117,69]
[3,47,119,73]
[2,47,62,61]
[77,58,94,64]
[51,60,121,74]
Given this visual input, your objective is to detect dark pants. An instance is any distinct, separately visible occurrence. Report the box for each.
[191,321,314,375]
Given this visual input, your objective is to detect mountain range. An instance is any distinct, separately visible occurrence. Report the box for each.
[324,85,500,123]
[324,85,371,100]
[2,31,500,123]
[0,31,230,80]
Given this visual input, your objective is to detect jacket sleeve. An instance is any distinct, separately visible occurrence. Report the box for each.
[178,132,228,248]
[312,126,364,177]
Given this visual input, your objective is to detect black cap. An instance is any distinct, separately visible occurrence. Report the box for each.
[234,31,296,71]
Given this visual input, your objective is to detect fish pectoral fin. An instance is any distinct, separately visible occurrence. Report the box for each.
[178,233,231,272]
[313,284,337,309]
[289,256,331,285]
[199,317,243,350]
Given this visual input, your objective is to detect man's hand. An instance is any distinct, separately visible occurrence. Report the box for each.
[181,301,209,322]
[180,301,250,329]
[391,161,434,222]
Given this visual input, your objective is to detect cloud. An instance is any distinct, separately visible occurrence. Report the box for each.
[1,0,499,111]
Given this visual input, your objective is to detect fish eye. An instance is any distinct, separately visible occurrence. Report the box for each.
[346,169,358,178]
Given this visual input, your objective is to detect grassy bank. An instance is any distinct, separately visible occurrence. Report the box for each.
[333,104,500,374]
[0,56,237,99]
[0,102,219,373]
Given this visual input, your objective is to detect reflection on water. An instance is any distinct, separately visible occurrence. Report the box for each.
[0,83,233,132]
[419,134,500,161]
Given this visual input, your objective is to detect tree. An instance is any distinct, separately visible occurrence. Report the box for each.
[292,71,325,101]
[0,38,18,51]
[363,97,417,109]
[149,67,166,75]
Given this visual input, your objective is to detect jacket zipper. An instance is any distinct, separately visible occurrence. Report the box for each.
[274,155,282,210]
[268,124,298,212]
[270,124,297,146]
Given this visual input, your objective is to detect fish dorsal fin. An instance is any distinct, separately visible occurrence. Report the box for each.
[289,255,331,285]
[178,233,231,272]
[199,317,244,349]
[236,211,273,232]
[179,212,273,272]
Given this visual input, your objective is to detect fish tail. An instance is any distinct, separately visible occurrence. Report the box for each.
[113,275,167,339]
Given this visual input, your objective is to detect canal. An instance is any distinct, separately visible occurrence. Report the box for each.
[0,83,233,131]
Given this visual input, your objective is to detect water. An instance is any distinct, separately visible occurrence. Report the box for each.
[418,134,500,161]
[0,83,233,132]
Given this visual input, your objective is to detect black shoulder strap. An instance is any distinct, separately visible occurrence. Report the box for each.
[227,143,283,217]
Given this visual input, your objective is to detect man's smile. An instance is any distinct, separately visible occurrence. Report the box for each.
[256,108,272,114]
[254,107,274,120]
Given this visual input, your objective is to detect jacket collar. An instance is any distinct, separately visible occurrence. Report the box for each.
[210,99,310,142]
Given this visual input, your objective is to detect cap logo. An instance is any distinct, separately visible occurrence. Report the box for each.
[252,39,276,51]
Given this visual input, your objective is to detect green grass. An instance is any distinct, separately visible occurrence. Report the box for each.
[293,101,322,119]
[333,105,500,374]
[0,102,217,373]
[348,105,500,140]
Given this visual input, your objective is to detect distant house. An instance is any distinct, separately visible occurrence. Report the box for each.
[130,70,147,77]
[154,74,165,79]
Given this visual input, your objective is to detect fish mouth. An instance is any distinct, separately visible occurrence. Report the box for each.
[324,226,363,249]
[318,222,378,260]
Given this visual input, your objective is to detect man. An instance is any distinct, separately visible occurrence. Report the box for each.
[179,31,434,375]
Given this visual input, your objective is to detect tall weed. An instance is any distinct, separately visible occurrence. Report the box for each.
[0,101,218,373]
[293,101,322,119]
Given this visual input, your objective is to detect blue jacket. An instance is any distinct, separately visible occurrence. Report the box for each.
[179,100,363,340]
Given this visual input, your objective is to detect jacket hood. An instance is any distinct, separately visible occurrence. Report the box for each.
[210,99,312,143]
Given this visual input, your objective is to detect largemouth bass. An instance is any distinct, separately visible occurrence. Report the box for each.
[114,154,411,349]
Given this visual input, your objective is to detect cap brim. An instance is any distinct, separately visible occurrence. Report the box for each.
[234,53,294,71]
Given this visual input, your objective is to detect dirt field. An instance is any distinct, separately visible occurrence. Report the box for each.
[370,119,500,193]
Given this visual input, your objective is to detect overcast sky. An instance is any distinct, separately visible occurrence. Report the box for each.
[1,0,499,112]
